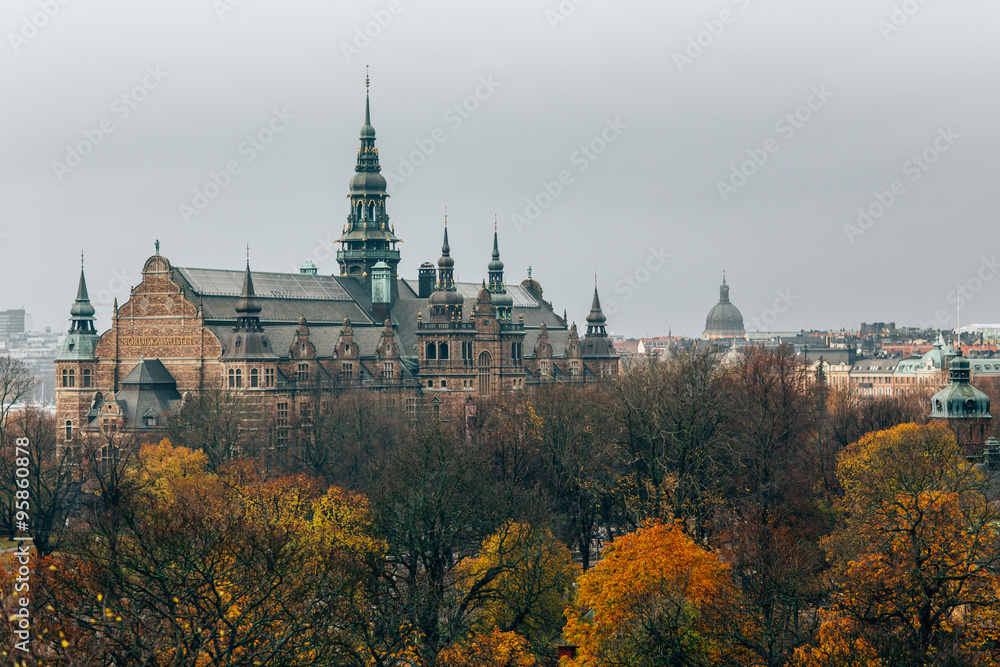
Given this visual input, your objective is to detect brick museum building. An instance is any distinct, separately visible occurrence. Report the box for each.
[54,84,618,444]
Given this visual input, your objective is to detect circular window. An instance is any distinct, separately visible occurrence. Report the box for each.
[139,298,149,311]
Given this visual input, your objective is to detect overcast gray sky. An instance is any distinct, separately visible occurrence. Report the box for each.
[2,0,998,338]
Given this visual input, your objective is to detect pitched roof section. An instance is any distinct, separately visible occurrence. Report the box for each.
[176,267,354,301]
[121,358,178,385]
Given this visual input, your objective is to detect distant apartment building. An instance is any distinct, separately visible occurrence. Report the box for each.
[0,309,26,341]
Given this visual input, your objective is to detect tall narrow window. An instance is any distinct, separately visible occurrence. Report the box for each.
[297,363,309,382]
[478,351,492,395]
[82,368,92,387]
[67,369,75,388]
[265,368,275,388]
[234,368,243,388]
[64,420,73,441]
[250,368,259,388]
[439,342,449,360]
[427,343,437,360]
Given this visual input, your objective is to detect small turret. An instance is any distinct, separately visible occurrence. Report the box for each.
[57,254,99,362]
[428,220,463,322]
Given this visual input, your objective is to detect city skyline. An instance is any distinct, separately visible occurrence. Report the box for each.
[3,1,999,338]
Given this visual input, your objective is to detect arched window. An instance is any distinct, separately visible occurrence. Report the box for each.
[439,342,449,360]
[357,202,363,220]
[234,368,243,388]
[427,342,437,360]
[62,369,76,388]
[478,351,492,395]
[369,203,376,220]
[82,368,92,388]
[64,420,73,441]
[250,368,259,388]
[228,368,236,388]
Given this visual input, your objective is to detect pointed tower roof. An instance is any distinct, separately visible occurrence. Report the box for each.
[235,261,262,316]
[586,286,607,326]
[222,258,276,360]
[70,260,96,323]
[583,284,615,358]
[57,253,99,361]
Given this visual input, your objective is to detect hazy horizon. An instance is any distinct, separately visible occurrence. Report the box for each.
[3,0,998,338]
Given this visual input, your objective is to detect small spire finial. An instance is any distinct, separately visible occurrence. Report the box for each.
[494,214,497,233]
[81,250,84,268]
[365,65,370,93]
[247,244,250,263]
[155,239,160,255]
[528,265,532,279]
[444,206,448,226]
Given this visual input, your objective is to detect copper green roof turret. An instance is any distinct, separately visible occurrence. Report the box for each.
[487,223,513,321]
[57,253,99,361]
[428,218,464,320]
[69,261,96,331]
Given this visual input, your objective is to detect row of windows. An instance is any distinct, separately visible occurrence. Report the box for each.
[61,368,92,388]
[228,367,276,389]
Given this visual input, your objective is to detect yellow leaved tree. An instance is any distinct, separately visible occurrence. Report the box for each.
[795,423,1000,666]
[563,521,738,667]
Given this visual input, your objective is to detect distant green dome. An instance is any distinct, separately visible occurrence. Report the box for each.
[299,259,317,275]
[930,353,991,419]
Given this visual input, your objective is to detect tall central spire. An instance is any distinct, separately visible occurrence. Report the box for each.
[235,260,263,331]
[337,70,401,302]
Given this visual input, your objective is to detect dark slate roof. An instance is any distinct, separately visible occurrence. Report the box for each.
[121,358,178,385]
[180,266,569,361]
[92,358,182,430]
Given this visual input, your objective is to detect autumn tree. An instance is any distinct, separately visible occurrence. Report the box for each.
[460,521,576,651]
[564,521,739,667]
[165,386,264,470]
[29,441,383,666]
[6,407,82,554]
[610,351,731,538]
[795,423,1000,666]
[289,388,408,489]
[713,345,827,667]
[525,384,620,571]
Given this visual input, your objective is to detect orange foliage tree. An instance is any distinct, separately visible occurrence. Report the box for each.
[563,521,740,667]
[16,440,386,666]
[795,424,1000,666]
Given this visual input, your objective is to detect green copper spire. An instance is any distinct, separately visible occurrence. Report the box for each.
[69,254,96,330]
[337,70,401,298]
[487,221,513,321]
[57,253,99,361]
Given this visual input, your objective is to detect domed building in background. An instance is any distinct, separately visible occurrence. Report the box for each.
[703,273,746,340]
[929,350,992,458]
